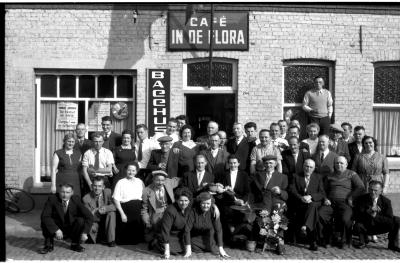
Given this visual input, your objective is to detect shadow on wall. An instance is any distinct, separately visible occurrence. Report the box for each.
[104,7,159,69]
[23,177,33,191]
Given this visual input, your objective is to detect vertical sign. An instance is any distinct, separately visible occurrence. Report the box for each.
[148,69,170,136]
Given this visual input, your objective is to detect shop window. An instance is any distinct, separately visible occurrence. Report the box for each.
[35,70,136,184]
[41,75,57,97]
[283,60,334,139]
[60,75,76,98]
[79,75,95,98]
[373,62,400,156]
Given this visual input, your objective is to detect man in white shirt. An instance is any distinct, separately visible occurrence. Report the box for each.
[152,118,180,145]
[82,132,115,191]
[135,124,160,169]
[278,120,288,140]
[270,122,289,152]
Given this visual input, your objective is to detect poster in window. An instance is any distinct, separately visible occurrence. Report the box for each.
[56,102,78,130]
[88,102,110,131]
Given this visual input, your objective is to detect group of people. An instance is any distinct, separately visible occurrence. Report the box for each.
[39,76,400,257]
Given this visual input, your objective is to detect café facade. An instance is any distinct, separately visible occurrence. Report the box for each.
[4,3,400,194]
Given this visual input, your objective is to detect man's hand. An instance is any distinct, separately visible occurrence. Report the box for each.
[347,198,353,207]
[324,199,331,206]
[172,148,180,154]
[112,166,119,175]
[55,229,63,240]
[98,207,106,214]
[301,195,312,203]
[158,163,167,170]
[80,233,88,243]
[120,213,128,223]
[271,186,281,194]
[87,167,96,176]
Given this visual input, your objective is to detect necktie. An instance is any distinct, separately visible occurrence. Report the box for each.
[137,141,143,162]
[305,176,310,192]
[320,153,324,163]
[97,195,103,208]
[62,200,68,214]
[94,150,100,170]
[197,173,202,186]
[104,133,108,140]
[264,173,271,188]
[372,198,378,209]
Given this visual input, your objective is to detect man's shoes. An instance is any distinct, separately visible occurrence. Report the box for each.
[108,241,116,247]
[388,246,400,253]
[354,242,367,249]
[309,242,318,251]
[39,245,54,254]
[70,244,85,252]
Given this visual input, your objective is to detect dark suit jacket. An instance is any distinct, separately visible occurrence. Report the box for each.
[289,172,326,204]
[200,148,229,179]
[354,193,394,227]
[348,141,362,169]
[182,170,214,195]
[41,194,93,235]
[217,170,250,202]
[281,149,311,183]
[74,139,92,155]
[147,149,179,178]
[250,171,288,210]
[313,150,338,179]
[329,139,350,162]
[226,137,251,171]
[102,131,122,152]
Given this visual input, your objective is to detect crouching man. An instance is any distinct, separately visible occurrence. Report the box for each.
[83,176,117,247]
[40,183,93,254]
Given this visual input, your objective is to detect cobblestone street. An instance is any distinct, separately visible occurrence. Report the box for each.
[6,193,400,261]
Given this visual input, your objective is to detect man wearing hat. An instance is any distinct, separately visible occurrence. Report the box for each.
[328,124,350,163]
[249,155,289,211]
[147,136,179,184]
[141,170,180,246]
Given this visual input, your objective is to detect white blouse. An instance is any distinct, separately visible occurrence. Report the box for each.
[113,177,144,203]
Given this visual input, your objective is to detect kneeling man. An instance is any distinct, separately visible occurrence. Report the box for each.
[40,183,93,254]
[83,176,116,247]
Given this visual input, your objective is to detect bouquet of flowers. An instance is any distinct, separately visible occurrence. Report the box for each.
[257,202,288,254]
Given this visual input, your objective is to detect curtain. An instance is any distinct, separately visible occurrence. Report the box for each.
[373,108,400,156]
[40,102,73,180]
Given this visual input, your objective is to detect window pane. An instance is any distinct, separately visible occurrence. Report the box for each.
[374,66,400,103]
[117,75,133,98]
[187,62,232,86]
[79,75,95,98]
[59,75,76,98]
[41,75,57,97]
[284,66,330,103]
[98,75,114,98]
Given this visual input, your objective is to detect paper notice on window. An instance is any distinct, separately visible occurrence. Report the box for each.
[88,102,110,131]
[56,102,79,130]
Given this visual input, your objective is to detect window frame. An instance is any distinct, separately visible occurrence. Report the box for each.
[373,61,400,109]
[34,69,136,187]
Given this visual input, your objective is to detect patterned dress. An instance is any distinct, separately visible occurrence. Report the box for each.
[351,152,389,189]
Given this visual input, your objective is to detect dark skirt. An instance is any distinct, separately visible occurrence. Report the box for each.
[116,199,143,245]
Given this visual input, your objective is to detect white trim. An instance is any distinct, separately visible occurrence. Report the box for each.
[283,103,302,107]
[56,76,60,98]
[373,104,400,109]
[34,77,43,188]
[113,76,117,98]
[75,76,79,98]
[95,75,98,98]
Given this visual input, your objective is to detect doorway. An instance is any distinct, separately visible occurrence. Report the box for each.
[186,94,236,140]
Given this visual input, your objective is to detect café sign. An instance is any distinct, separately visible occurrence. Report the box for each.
[168,12,248,51]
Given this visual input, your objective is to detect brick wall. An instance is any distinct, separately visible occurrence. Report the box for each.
[5,5,400,189]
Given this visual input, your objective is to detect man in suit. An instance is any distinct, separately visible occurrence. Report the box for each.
[82,176,116,247]
[328,124,350,163]
[200,133,229,181]
[348,125,365,169]
[182,154,214,196]
[141,170,180,244]
[74,123,93,155]
[286,125,310,153]
[101,116,122,152]
[313,134,338,182]
[40,183,93,254]
[289,159,328,251]
[196,120,219,151]
[244,122,260,146]
[250,155,288,211]
[147,136,179,182]
[227,122,251,172]
[341,122,355,143]
[218,130,228,151]
[282,136,311,184]
[353,180,400,252]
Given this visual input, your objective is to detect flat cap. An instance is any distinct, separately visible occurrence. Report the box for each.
[157,136,173,143]
[262,155,277,162]
[151,170,168,177]
[330,123,344,133]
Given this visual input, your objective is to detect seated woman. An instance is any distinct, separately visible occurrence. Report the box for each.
[113,161,145,245]
[156,187,193,259]
[183,192,230,258]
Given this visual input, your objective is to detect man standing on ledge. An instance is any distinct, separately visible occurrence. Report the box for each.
[302,76,333,136]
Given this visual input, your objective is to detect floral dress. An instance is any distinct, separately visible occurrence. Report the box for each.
[351,152,388,188]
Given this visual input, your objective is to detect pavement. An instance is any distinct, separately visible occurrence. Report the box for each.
[5,193,400,261]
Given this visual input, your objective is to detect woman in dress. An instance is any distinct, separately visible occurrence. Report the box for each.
[157,187,193,259]
[51,133,82,197]
[113,161,145,245]
[302,122,320,156]
[111,129,136,190]
[171,125,199,178]
[183,192,229,258]
[351,136,389,193]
